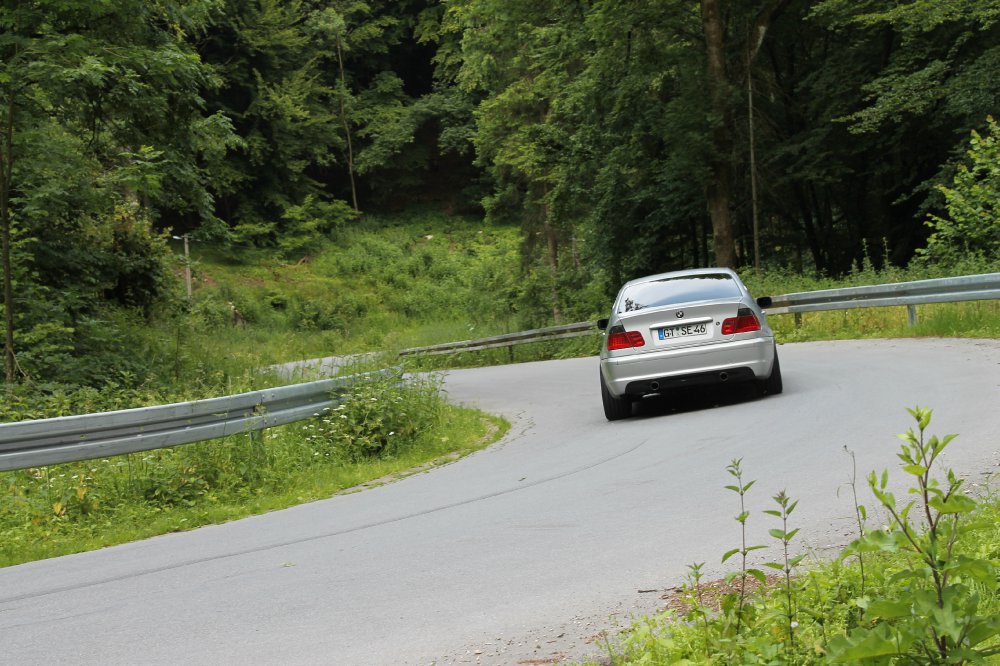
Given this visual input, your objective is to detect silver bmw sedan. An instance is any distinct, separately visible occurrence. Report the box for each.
[597,267,782,420]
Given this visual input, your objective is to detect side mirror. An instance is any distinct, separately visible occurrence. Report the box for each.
[596,318,609,330]
[756,296,773,309]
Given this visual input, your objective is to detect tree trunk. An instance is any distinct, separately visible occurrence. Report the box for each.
[701,0,737,268]
[701,0,792,269]
[1,90,15,383]
[336,33,359,212]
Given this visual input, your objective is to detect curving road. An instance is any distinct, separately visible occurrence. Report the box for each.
[2,339,999,665]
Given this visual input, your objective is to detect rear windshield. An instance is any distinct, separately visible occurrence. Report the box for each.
[617,274,742,313]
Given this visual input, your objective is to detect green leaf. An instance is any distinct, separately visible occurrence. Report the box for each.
[967,616,1000,647]
[946,554,996,584]
[763,562,784,570]
[745,545,768,553]
[746,568,767,584]
[722,547,740,563]
[827,625,904,661]
[903,464,927,476]
[859,529,904,553]
[768,528,786,539]
[929,494,976,514]
[866,598,912,619]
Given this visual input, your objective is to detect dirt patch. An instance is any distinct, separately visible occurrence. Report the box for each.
[659,572,784,616]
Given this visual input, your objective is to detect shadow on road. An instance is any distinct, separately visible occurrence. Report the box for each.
[631,381,767,419]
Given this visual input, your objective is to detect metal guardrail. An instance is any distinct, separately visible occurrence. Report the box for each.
[764,273,1000,315]
[399,322,595,357]
[0,371,393,472]
[398,272,1000,356]
[2,273,997,472]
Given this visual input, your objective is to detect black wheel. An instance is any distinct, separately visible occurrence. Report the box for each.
[601,369,632,420]
[761,348,783,395]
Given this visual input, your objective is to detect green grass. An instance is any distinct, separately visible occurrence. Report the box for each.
[177,212,525,368]
[766,300,1000,343]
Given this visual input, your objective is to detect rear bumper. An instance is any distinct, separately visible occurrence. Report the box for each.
[600,336,775,398]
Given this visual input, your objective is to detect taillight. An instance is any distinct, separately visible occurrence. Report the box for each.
[721,309,761,335]
[607,330,646,351]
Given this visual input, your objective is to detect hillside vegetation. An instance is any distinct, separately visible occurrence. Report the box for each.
[4,1,1000,393]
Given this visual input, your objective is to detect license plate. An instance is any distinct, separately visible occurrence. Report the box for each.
[658,323,709,340]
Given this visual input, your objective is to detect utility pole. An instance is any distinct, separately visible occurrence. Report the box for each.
[748,46,761,271]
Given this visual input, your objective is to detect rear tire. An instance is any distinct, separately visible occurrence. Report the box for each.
[601,369,632,420]
[761,349,783,395]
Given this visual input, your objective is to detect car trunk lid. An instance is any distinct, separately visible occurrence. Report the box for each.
[615,300,743,354]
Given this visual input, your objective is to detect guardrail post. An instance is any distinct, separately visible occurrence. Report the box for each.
[794,312,802,330]
[907,304,917,327]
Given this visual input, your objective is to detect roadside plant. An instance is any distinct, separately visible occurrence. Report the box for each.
[721,458,767,636]
[302,371,444,463]
[683,561,711,654]
[828,407,1000,663]
[763,490,804,649]
[842,445,868,596]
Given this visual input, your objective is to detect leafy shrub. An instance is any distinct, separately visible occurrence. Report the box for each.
[828,407,1000,663]
[301,372,444,463]
[920,117,1000,266]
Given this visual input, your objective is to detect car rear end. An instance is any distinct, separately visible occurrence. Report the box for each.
[599,269,775,400]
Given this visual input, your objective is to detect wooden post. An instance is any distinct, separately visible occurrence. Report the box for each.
[183,234,192,299]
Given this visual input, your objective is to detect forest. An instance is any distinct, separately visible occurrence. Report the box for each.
[1,0,999,390]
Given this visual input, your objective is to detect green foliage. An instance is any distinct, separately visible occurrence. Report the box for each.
[277,195,359,257]
[0,0,225,385]
[304,372,444,463]
[920,118,1000,265]
[829,407,1000,663]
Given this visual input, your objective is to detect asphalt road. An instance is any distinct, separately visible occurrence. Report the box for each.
[2,339,999,665]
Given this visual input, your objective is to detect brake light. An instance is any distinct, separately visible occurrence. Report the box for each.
[607,330,646,350]
[721,310,761,335]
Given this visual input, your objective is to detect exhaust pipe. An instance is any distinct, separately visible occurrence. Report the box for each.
[719,372,729,382]
[649,381,660,391]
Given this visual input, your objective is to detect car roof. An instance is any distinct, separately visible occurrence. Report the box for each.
[619,267,740,290]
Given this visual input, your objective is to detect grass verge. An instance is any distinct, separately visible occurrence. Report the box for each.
[1,377,508,568]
